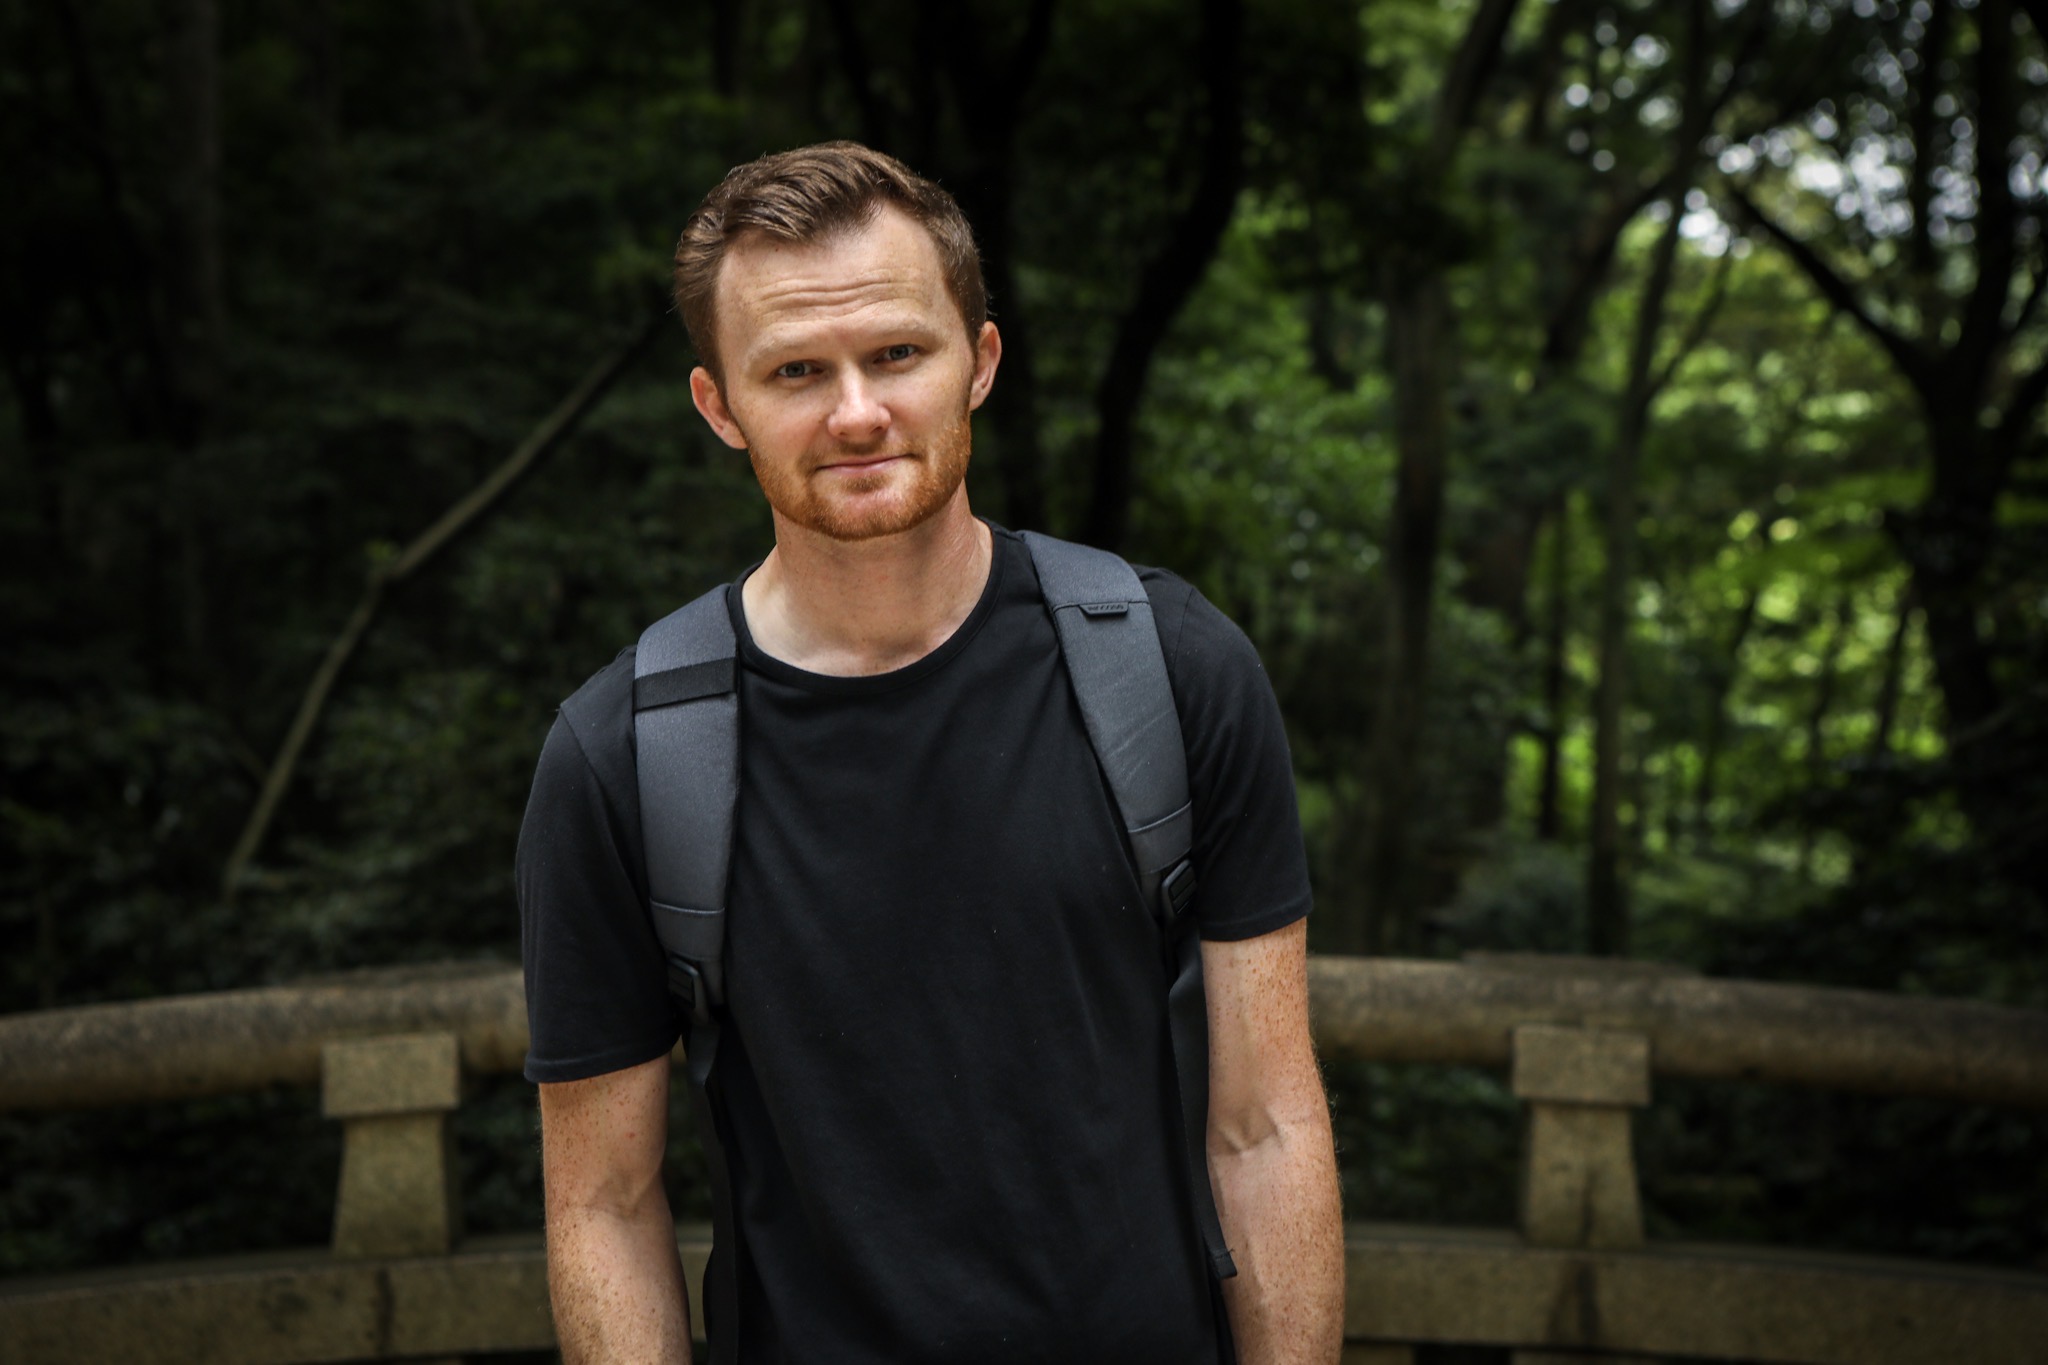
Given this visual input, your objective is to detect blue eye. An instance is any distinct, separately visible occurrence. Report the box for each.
[776,362,812,379]
[882,344,916,362]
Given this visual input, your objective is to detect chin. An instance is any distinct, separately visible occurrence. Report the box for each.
[762,421,975,543]
[794,485,956,542]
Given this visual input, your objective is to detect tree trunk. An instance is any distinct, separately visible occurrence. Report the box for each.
[1692,583,1758,847]
[1535,494,1572,842]
[164,0,223,687]
[1347,0,1523,953]
[979,251,1049,530]
[1588,194,1688,955]
[710,0,742,98]
[1588,0,1709,957]
[1867,582,1914,761]
[1080,0,1243,551]
[921,0,1058,530]
[1898,437,2003,752]
[1796,592,1850,881]
[1360,262,1452,953]
[166,0,223,416]
[1731,0,2041,895]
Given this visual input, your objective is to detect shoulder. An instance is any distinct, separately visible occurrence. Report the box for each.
[1126,564,1310,941]
[558,645,638,761]
[1132,564,1268,700]
[541,645,640,826]
[1004,528,1255,673]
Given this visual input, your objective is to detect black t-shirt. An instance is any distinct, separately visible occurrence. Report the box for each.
[518,527,1312,1364]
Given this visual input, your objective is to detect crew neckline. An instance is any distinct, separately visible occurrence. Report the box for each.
[727,522,1015,695]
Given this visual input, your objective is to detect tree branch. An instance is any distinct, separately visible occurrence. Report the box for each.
[1540,173,1668,372]
[1434,0,1523,160]
[1080,0,1245,549]
[1992,351,2048,475]
[1649,248,1734,402]
[220,312,666,900]
[1955,0,2020,387]
[1725,184,1938,398]
[1540,0,1758,378]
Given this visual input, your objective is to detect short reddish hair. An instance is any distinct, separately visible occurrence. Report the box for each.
[674,141,988,380]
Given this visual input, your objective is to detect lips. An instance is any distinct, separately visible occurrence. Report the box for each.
[820,452,908,472]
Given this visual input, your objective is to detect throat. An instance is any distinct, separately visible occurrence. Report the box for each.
[743,513,994,676]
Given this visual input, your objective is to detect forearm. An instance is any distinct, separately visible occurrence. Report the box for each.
[547,1191,692,1364]
[1211,1109,1345,1364]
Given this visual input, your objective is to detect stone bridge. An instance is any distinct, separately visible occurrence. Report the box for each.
[2,953,2044,1363]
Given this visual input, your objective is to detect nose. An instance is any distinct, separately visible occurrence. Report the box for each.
[825,370,888,444]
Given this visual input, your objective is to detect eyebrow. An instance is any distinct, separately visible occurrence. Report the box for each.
[745,314,946,365]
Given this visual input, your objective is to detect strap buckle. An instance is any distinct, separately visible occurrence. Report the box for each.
[1159,859,1198,926]
[667,957,714,1027]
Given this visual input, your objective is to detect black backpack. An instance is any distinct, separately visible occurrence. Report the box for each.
[630,531,1235,1362]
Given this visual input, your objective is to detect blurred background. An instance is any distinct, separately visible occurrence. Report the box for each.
[2,0,2042,1304]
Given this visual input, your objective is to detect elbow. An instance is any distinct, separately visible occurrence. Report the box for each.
[545,1161,671,1226]
[1207,1103,1286,1160]
[1208,1090,1333,1164]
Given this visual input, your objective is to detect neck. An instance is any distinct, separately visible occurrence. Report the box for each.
[741,490,993,676]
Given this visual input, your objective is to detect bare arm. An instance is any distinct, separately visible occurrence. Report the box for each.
[540,1054,692,1364]
[1205,918,1346,1363]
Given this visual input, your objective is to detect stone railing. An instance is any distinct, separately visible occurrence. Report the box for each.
[2,954,2044,1364]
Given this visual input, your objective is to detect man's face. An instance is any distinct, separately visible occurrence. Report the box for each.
[690,206,1000,543]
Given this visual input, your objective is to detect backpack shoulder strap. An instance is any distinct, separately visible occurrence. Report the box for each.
[633,585,739,1024]
[1021,531,1195,913]
[1021,530,1238,1284]
[632,583,744,1364]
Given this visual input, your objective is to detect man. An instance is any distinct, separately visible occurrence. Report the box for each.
[518,141,1343,1364]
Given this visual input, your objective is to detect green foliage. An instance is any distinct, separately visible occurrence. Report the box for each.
[2,0,2043,1289]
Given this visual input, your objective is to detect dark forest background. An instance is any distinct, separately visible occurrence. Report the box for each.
[3,0,2044,1286]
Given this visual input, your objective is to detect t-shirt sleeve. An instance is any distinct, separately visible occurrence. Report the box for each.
[1144,571,1314,941]
[516,657,682,1083]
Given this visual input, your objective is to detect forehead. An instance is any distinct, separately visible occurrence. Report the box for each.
[715,206,957,360]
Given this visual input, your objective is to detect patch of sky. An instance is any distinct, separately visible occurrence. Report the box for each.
[2012,152,2044,200]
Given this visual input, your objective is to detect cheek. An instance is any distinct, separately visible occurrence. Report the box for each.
[728,396,815,451]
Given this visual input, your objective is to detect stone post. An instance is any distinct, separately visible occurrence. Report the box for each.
[1512,1022,1650,1251]
[1510,1023,1654,1365]
[322,1031,461,1259]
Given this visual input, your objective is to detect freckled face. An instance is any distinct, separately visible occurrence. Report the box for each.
[690,207,1000,542]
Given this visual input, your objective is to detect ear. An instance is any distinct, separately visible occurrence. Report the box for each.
[967,322,1002,413]
[690,366,750,450]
